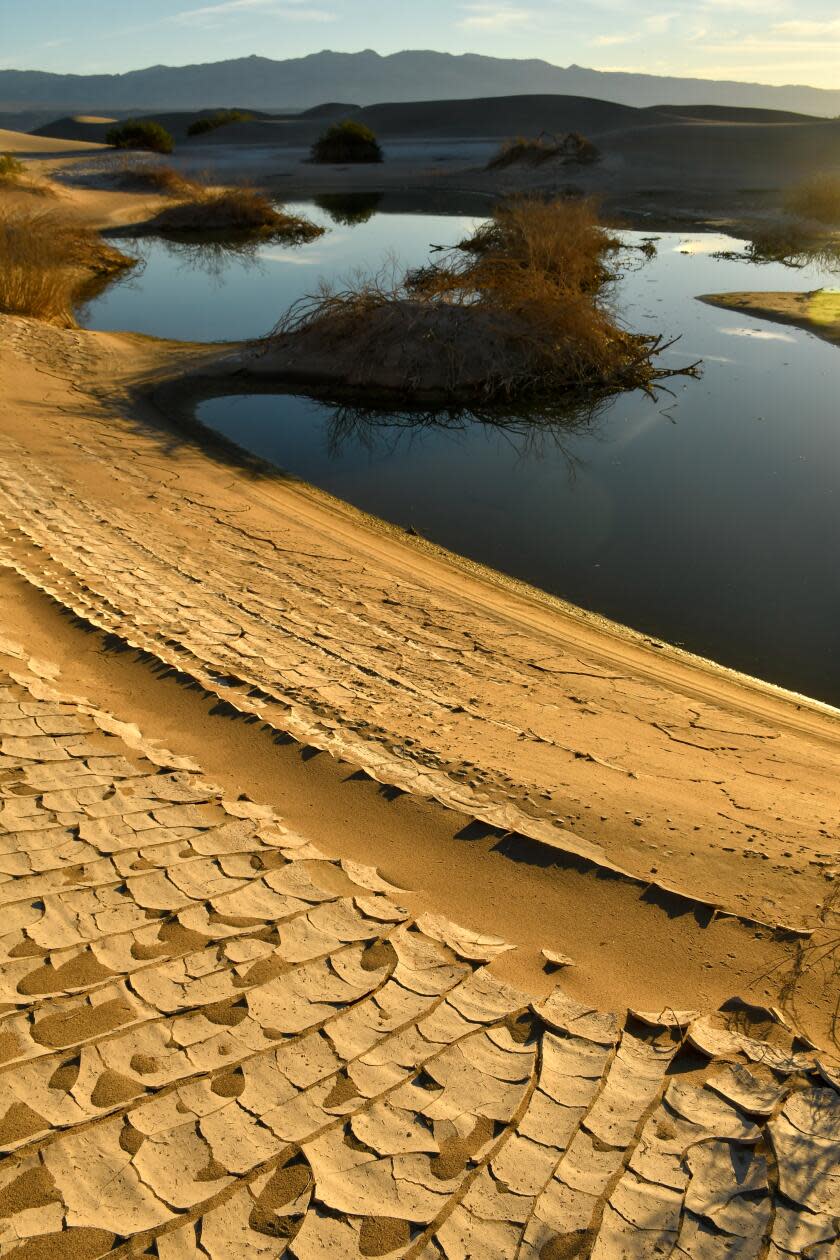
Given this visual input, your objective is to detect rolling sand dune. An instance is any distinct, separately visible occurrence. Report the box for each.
[0,126,104,154]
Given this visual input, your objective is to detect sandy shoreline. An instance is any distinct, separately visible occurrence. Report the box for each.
[699,289,840,348]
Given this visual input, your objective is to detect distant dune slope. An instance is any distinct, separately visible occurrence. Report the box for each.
[349,94,653,138]
[603,117,840,188]
[647,103,823,124]
[29,94,840,153]
[32,107,277,144]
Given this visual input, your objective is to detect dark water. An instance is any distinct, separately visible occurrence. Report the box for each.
[83,207,840,704]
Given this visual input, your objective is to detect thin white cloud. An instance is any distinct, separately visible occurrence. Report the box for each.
[644,12,678,34]
[702,0,789,9]
[592,32,640,46]
[457,4,532,32]
[772,17,840,37]
[172,0,334,25]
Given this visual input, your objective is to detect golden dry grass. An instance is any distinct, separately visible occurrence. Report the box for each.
[0,209,134,325]
[0,152,57,197]
[266,197,693,402]
[785,173,840,225]
[0,152,26,183]
[118,161,205,198]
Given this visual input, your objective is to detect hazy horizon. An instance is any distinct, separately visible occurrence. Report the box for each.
[3,0,838,90]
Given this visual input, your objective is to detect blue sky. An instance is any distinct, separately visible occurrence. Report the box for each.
[2,0,838,88]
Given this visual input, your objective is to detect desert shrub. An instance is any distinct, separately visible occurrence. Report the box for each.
[0,152,26,183]
[487,132,600,171]
[261,197,697,402]
[565,132,600,164]
[785,173,840,225]
[150,185,323,240]
[0,209,134,325]
[310,120,383,164]
[488,136,561,170]
[313,191,383,225]
[106,120,174,154]
[187,110,254,137]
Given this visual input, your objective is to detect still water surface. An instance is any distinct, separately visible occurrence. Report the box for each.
[83,203,840,703]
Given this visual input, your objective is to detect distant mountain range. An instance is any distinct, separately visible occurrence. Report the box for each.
[1,50,838,120]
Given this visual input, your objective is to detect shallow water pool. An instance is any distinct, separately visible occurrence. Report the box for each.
[82,205,840,704]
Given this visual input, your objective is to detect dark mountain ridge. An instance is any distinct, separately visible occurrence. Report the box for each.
[2,50,839,118]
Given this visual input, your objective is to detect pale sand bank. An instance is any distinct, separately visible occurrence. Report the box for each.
[700,289,840,348]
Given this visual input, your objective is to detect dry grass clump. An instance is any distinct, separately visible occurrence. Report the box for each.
[488,132,600,171]
[785,173,840,225]
[0,152,56,197]
[0,209,134,325]
[0,153,26,183]
[118,162,204,198]
[716,222,840,272]
[258,197,695,403]
[149,186,323,241]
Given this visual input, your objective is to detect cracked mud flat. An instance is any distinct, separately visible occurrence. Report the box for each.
[0,651,837,1260]
[0,307,839,1254]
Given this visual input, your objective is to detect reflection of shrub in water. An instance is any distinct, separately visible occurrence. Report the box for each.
[322,394,608,469]
[715,224,840,272]
[156,234,267,281]
[313,192,383,226]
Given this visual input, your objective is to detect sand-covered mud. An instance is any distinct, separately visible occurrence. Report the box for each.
[0,640,838,1259]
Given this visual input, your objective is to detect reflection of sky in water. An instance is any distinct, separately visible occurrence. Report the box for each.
[83,218,840,704]
[721,327,797,342]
